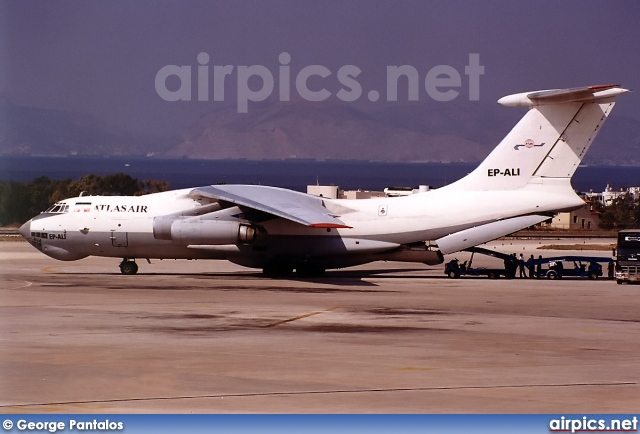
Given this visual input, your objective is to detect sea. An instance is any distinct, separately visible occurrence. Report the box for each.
[0,156,639,193]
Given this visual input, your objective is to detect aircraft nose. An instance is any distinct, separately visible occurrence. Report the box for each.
[19,220,31,240]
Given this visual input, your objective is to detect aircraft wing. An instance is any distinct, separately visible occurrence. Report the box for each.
[189,185,351,229]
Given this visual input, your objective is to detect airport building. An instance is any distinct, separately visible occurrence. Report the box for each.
[547,199,600,230]
[307,185,387,199]
[583,184,640,207]
[306,185,340,199]
[307,185,431,199]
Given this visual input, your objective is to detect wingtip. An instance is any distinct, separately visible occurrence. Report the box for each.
[588,84,620,91]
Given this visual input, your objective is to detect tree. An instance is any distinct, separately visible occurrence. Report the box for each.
[142,179,171,195]
[0,181,30,225]
[0,174,170,225]
[99,173,143,196]
[50,178,84,204]
[598,193,639,230]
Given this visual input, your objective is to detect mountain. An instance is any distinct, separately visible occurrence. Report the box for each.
[168,100,506,162]
[0,99,173,156]
[2,98,639,164]
[589,115,640,165]
[170,99,640,164]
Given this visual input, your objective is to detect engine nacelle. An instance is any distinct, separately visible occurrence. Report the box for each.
[154,217,263,245]
[153,215,175,241]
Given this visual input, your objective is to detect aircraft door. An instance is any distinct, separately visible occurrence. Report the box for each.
[110,230,128,247]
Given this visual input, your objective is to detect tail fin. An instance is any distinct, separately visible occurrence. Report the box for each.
[447,85,630,191]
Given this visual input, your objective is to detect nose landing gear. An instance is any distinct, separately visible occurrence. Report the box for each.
[119,259,138,275]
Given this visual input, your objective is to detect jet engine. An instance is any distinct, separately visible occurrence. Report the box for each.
[153,216,263,245]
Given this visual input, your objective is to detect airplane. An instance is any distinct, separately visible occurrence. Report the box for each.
[19,84,630,277]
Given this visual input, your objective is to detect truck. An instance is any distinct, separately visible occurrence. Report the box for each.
[615,229,640,284]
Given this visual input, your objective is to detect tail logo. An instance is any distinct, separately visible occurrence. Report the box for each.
[514,139,545,151]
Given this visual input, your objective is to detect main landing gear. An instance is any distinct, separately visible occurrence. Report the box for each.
[119,259,138,275]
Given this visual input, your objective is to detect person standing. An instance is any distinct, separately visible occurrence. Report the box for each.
[505,254,517,279]
[528,254,535,278]
[608,261,614,280]
[536,255,543,279]
[518,253,527,278]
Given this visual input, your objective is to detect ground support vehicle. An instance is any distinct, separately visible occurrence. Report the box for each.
[444,247,518,279]
[615,230,640,284]
[526,256,612,280]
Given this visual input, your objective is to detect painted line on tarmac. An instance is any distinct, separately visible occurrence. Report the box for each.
[3,381,636,410]
[262,306,343,328]
[2,280,33,290]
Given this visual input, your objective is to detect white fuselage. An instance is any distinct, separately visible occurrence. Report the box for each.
[21,179,582,269]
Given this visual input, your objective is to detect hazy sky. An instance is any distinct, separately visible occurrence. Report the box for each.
[3,0,640,136]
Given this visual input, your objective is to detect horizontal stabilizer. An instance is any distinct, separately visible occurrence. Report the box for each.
[436,215,550,255]
[498,84,629,107]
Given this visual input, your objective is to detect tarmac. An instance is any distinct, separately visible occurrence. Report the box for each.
[1,237,638,414]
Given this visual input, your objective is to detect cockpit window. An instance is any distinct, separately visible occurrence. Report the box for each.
[44,203,69,213]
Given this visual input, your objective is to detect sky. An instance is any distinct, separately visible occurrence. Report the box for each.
[3,0,640,136]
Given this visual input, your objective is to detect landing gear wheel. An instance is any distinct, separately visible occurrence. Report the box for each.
[120,261,138,275]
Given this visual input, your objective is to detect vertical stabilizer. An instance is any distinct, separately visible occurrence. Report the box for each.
[446,85,629,191]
